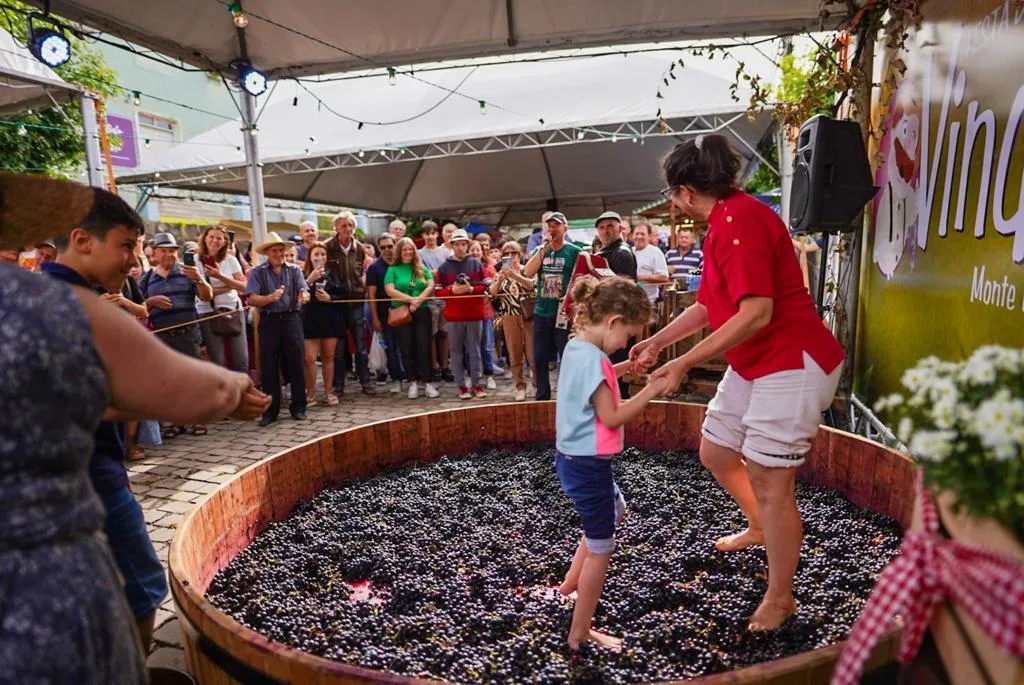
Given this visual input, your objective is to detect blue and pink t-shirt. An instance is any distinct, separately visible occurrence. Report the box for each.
[555,339,623,457]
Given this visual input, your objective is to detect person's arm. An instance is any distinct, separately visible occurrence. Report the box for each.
[592,378,668,429]
[629,302,710,366]
[413,278,434,309]
[649,296,773,394]
[523,244,546,277]
[183,264,214,302]
[74,287,269,423]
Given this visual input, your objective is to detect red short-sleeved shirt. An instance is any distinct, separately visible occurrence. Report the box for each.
[696,191,845,380]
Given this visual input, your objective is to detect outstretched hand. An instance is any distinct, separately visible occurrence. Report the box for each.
[228,375,271,420]
[647,359,690,397]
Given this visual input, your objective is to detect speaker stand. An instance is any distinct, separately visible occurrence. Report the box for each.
[816,232,829,319]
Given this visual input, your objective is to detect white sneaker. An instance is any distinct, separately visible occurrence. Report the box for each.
[486,376,497,390]
[407,382,419,399]
[389,381,402,394]
[425,383,440,398]
[514,388,526,402]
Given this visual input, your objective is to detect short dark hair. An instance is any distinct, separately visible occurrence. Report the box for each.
[662,133,741,199]
[421,220,439,234]
[54,188,145,249]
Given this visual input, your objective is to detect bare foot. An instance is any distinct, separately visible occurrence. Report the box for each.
[569,628,623,652]
[714,527,764,552]
[558,579,578,597]
[747,597,798,632]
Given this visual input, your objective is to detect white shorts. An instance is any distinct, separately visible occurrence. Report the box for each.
[702,352,842,469]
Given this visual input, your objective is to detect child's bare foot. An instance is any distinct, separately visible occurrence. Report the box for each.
[558,579,578,597]
[747,596,798,632]
[569,628,623,652]
[714,527,764,552]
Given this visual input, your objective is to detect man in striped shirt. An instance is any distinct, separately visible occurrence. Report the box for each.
[140,232,212,358]
[665,227,704,282]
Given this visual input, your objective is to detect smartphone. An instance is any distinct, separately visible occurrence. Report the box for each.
[183,252,195,267]
[202,254,217,269]
[315,281,326,291]
[501,256,512,271]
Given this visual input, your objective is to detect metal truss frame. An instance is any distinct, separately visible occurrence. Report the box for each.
[121,111,773,190]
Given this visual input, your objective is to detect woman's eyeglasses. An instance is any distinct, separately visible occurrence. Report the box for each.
[660,186,677,201]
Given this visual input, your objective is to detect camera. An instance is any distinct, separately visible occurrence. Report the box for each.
[455,273,470,285]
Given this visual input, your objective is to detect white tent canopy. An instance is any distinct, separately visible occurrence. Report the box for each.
[119,54,773,225]
[0,29,80,114]
[32,0,825,78]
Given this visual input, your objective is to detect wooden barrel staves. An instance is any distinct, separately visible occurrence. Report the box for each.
[169,402,913,685]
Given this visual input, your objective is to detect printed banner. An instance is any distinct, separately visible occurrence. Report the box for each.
[106,114,139,168]
[857,0,1024,398]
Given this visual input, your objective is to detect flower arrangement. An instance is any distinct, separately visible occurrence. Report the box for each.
[874,346,1024,541]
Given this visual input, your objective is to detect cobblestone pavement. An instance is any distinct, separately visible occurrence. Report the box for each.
[136,372,532,672]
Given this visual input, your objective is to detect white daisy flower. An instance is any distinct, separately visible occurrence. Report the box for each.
[909,430,956,462]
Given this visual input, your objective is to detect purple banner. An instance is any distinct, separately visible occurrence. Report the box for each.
[106,114,139,168]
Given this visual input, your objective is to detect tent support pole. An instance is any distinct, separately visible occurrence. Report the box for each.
[241,92,269,256]
[80,93,105,188]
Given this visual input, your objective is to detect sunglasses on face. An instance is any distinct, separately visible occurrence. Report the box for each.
[380,244,395,250]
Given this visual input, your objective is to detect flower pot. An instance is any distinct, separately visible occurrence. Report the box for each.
[912,490,1024,685]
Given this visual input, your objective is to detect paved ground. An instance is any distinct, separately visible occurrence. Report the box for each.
[134,372,532,672]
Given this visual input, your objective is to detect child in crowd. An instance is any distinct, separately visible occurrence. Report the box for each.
[554,276,668,651]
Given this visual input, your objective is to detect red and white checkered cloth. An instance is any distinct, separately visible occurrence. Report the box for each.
[831,470,1024,685]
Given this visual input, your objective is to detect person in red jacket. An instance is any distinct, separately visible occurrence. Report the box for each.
[434,229,491,399]
[632,134,845,633]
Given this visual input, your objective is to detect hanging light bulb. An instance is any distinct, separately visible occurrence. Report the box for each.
[358,150,365,158]
[576,129,585,140]
[17,125,28,137]
[612,134,618,143]
[387,67,397,86]
[154,172,161,178]
[479,100,487,115]
[132,91,141,106]
[228,3,248,28]
[144,138,151,148]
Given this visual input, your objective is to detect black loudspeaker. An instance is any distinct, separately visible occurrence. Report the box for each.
[789,115,879,234]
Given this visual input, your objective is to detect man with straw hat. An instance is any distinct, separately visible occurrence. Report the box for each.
[247,231,311,426]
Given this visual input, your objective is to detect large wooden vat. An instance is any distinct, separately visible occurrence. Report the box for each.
[169,402,913,684]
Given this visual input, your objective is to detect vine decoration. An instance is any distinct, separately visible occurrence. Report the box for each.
[654,0,925,134]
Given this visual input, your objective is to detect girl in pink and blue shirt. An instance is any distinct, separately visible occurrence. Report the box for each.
[554,276,668,652]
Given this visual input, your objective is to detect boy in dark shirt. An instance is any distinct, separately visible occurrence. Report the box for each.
[41,189,167,651]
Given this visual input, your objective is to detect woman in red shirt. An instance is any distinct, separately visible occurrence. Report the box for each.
[632,134,844,631]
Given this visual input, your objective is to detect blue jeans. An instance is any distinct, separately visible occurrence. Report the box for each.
[100,486,168,619]
[532,314,568,400]
[480,318,496,375]
[555,452,626,554]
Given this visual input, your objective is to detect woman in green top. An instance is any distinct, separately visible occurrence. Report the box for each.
[384,238,439,399]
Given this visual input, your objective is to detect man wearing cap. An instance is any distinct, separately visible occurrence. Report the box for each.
[35,239,57,266]
[594,211,637,280]
[246,232,311,426]
[325,210,375,396]
[140,232,213,359]
[524,211,581,400]
[434,228,491,399]
[594,210,639,398]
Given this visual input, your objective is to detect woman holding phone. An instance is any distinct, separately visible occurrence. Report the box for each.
[196,224,249,372]
[301,242,345,405]
[489,241,536,401]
